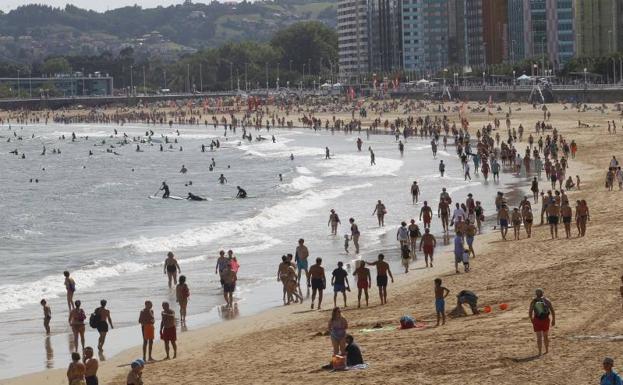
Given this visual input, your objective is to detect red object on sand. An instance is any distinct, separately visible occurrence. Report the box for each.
[483,306,492,313]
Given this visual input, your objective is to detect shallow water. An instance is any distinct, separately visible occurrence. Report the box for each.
[0,121,518,379]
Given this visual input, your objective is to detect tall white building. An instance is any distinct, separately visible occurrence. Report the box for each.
[337,0,370,82]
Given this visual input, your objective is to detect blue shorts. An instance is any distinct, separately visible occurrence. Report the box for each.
[296,259,308,271]
[334,283,346,293]
[435,298,445,313]
[499,219,508,228]
[466,236,474,246]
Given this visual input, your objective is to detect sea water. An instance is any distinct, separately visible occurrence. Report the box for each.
[0,122,517,378]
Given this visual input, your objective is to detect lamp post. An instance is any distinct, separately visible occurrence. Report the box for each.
[482,71,486,87]
[129,65,133,96]
[583,67,587,86]
[513,70,516,89]
[142,65,146,95]
[163,69,167,90]
[199,63,203,93]
[17,69,20,98]
[82,67,85,96]
[29,70,32,98]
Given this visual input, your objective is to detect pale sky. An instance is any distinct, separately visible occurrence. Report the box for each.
[1,0,245,13]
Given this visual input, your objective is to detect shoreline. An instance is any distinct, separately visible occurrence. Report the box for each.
[3,102,619,385]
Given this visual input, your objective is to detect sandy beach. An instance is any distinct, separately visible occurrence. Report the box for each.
[3,101,623,385]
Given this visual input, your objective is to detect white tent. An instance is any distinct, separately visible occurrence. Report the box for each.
[517,74,532,81]
[332,83,343,88]
[320,83,332,89]
[416,79,430,85]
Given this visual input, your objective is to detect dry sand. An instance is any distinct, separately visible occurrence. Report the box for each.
[4,102,623,385]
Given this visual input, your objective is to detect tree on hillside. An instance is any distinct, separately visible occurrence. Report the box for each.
[41,57,72,76]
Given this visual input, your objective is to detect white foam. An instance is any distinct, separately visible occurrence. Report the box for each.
[279,175,322,192]
[315,154,403,177]
[0,261,150,313]
[118,183,372,254]
[238,138,322,159]
[296,166,313,175]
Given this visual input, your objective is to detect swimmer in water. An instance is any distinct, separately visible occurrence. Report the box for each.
[236,186,247,199]
[186,192,206,201]
[179,165,187,174]
[218,174,228,184]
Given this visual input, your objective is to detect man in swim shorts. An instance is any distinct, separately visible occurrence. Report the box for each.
[529,288,555,356]
[84,346,98,385]
[365,254,394,305]
[419,228,437,267]
[497,204,510,240]
[420,201,433,230]
[95,299,113,351]
[222,263,237,308]
[308,258,326,310]
[139,300,155,361]
[332,261,350,307]
[295,238,310,294]
[352,261,371,308]
[160,302,177,359]
[546,199,560,239]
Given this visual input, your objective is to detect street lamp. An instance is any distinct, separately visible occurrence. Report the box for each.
[17,69,20,98]
[513,70,516,88]
[583,68,587,86]
[129,65,134,96]
[482,71,486,87]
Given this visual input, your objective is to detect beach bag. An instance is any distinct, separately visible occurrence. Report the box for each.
[89,309,99,329]
[533,299,550,320]
[400,315,415,329]
[332,354,346,370]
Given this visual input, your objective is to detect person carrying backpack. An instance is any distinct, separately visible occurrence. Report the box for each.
[528,288,556,356]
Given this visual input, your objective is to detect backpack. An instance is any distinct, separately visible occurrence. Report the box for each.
[89,309,99,329]
[400,315,415,329]
[533,299,550,320]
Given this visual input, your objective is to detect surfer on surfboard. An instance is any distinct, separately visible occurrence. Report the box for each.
[160,182,170,199]
[236,186,247,199]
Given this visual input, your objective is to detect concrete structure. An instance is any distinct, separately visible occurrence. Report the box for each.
[575,0,621,57]
[337,0,370,82]
[0,75,113,98]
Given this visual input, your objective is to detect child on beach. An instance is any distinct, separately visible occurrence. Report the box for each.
[462,248,470,272]
[434,278,450,326]
[344,234,350,253]
[41,299,51,335]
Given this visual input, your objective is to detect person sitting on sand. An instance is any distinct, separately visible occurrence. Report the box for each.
[601,357,623,385]
[345,334,364,366]
[127,360,144,385]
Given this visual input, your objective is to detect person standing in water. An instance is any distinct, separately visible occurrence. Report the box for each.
[411,181,420,204]
[164,252,181,289]
[295,238,310,295]
[325,147,331,159]
[176,275,190,324]
[41,299,51,335]
[64,271,76,311]
[95,299,113,351]
[369,147,376,165]
[439,160,445,177]
[349,218,360,254]
[372,200,387,227]
[328,209,341,235]
[218,174,228,184]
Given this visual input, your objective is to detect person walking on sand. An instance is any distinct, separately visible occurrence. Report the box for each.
[349,218,360,254]
[139,301,155,362]
[332,261,350,308]
[164,252,181,289]
[353,261,371,308]
[175,275,190,324]
[420,201,433,230]
[497,204,510,240]
[372,200,387,227]
[329,307,348,356]
[67,352,86,385]
[69,300,86,352]
[95,299,113,351]
[295,238,310,294]
[83,347,98,385]
[64,271,76,311]
[41,299,51,335]
[308,258,326,310]
[366,253,394,305]
[160,302,177,360]
[434,278,450,326]
[419,228,437,267]
[529,288,555,356]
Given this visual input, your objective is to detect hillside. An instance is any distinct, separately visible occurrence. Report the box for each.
[0,0,337,64]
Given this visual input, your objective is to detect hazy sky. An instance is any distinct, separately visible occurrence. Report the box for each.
[1,0,244,13]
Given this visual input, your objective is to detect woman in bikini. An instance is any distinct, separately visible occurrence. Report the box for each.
[328,307,348,356]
